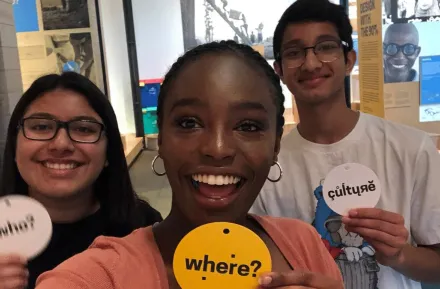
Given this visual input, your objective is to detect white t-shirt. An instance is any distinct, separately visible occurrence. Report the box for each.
[250,112,440,289]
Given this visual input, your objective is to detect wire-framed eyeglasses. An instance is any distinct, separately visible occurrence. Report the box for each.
[19,117,106,144]
[279,40,349,68]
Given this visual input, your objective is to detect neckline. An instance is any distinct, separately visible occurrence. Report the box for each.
[290,112,365,153]
[147,215,306,288]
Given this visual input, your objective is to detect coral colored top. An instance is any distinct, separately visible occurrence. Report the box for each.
[35,215,342,289]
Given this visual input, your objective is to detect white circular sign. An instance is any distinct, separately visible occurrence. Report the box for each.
[323,163,381,215]
[0,195,52,259]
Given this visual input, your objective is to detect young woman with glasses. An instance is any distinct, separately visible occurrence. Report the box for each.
[0,72,162,289]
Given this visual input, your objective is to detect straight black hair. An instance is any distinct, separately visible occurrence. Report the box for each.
[0,72,154,232]
[273,0,353,62]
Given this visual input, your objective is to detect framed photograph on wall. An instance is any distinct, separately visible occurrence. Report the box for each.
[389,0,440,23]
[40,0,90,30]
[14,0,107,94]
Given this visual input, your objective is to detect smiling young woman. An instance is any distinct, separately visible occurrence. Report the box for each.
[0,72,162,289]
[33,42,343,289]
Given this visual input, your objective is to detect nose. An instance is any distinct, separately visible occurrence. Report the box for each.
[200,127,236,164]
[395,50,406,59]
[301,49,322,71]
[47,127,75,152]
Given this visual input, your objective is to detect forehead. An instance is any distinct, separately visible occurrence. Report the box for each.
[281,22,340,47]
[25,89,101,120]
[164,53,276,111]
[385,28,417,45]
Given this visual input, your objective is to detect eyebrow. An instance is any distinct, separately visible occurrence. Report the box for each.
[26,112,101,122]
[282,34,341,49]
[170,97,205,112]
[230,101,268,113]
[169,98,268,114]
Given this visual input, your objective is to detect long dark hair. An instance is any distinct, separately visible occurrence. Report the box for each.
[0,72,155,231]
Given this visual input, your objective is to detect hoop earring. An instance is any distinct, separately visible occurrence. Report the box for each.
[151,155,166,176]
[267,161,283,183]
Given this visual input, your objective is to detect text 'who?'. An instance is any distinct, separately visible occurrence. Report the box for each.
[323,163,381,215]
[173,222,271,289]
[0,195,52,259]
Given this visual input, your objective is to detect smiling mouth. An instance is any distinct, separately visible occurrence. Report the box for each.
[190,174,245,204]
[390,63,407,69]
[298,75,329,85]
[41,161,81,170]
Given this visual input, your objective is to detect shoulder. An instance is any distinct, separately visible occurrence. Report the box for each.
[36,227,156,288]
[135,198,163,226]
[362,113,432,153]
[252,215,342,280]
[253,215,320,241]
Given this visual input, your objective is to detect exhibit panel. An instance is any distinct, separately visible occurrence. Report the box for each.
[12,0,105,92]
[352,0,440,137]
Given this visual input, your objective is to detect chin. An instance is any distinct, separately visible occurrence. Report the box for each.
[32,183,85,199]
[297,92,331,104]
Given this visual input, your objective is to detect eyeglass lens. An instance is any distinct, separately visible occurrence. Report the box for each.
[384,43,417,56]
[23,118,103,143]
[282,40,343,68]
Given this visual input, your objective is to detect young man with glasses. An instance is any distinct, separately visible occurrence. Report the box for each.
[250,0,440,289]
[383,23,421,83]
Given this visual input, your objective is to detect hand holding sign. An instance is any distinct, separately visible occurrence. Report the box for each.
[0,255,28,289]
[173,222,271,289]
[342,208,409,267]
[257,271,343,289]
[0,195,52,259]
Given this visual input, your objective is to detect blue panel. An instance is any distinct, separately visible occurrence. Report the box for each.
[13,1,39,33]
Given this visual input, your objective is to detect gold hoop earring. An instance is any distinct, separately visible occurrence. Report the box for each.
[267,161,283,183]
[151,155,166,176]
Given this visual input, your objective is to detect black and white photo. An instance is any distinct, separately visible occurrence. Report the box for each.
[45,32,96,84]
[41,0,90,30]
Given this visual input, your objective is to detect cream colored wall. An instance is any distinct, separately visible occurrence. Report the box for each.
[384,82,440,134]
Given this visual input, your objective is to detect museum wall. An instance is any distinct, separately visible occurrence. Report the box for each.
[13,0,136,135]
[13,0,105,92]
[351,0,440,134]
[132,0,184,81]
[97,0,135,134]
[131,0,296,124]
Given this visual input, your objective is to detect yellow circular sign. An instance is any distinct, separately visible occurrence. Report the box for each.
[173,222,272,289]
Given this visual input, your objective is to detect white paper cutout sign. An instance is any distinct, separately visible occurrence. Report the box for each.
[0,195,52,259]
[323,163,381,215]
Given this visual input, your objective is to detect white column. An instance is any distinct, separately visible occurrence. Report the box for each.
[0,0,23,174]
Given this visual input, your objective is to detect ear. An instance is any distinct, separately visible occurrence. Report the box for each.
[415,46,421,58]
[345,50,357,76]
[273,61,285,84]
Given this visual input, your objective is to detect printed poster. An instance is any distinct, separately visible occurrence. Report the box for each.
[357,0,385,117]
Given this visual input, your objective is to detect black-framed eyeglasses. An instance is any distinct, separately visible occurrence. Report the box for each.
[278,40,349,68]
[19,117,106,144]
[383,43,419,57]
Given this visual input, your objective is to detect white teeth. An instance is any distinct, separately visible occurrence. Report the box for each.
[192,174,241,186]
[43,162,78,170]
[392,64,405,69]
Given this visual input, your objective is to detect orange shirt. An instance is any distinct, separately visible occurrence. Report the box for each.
[36,215,342,289]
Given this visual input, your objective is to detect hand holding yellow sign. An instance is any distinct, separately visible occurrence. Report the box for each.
[173,222,272,289]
